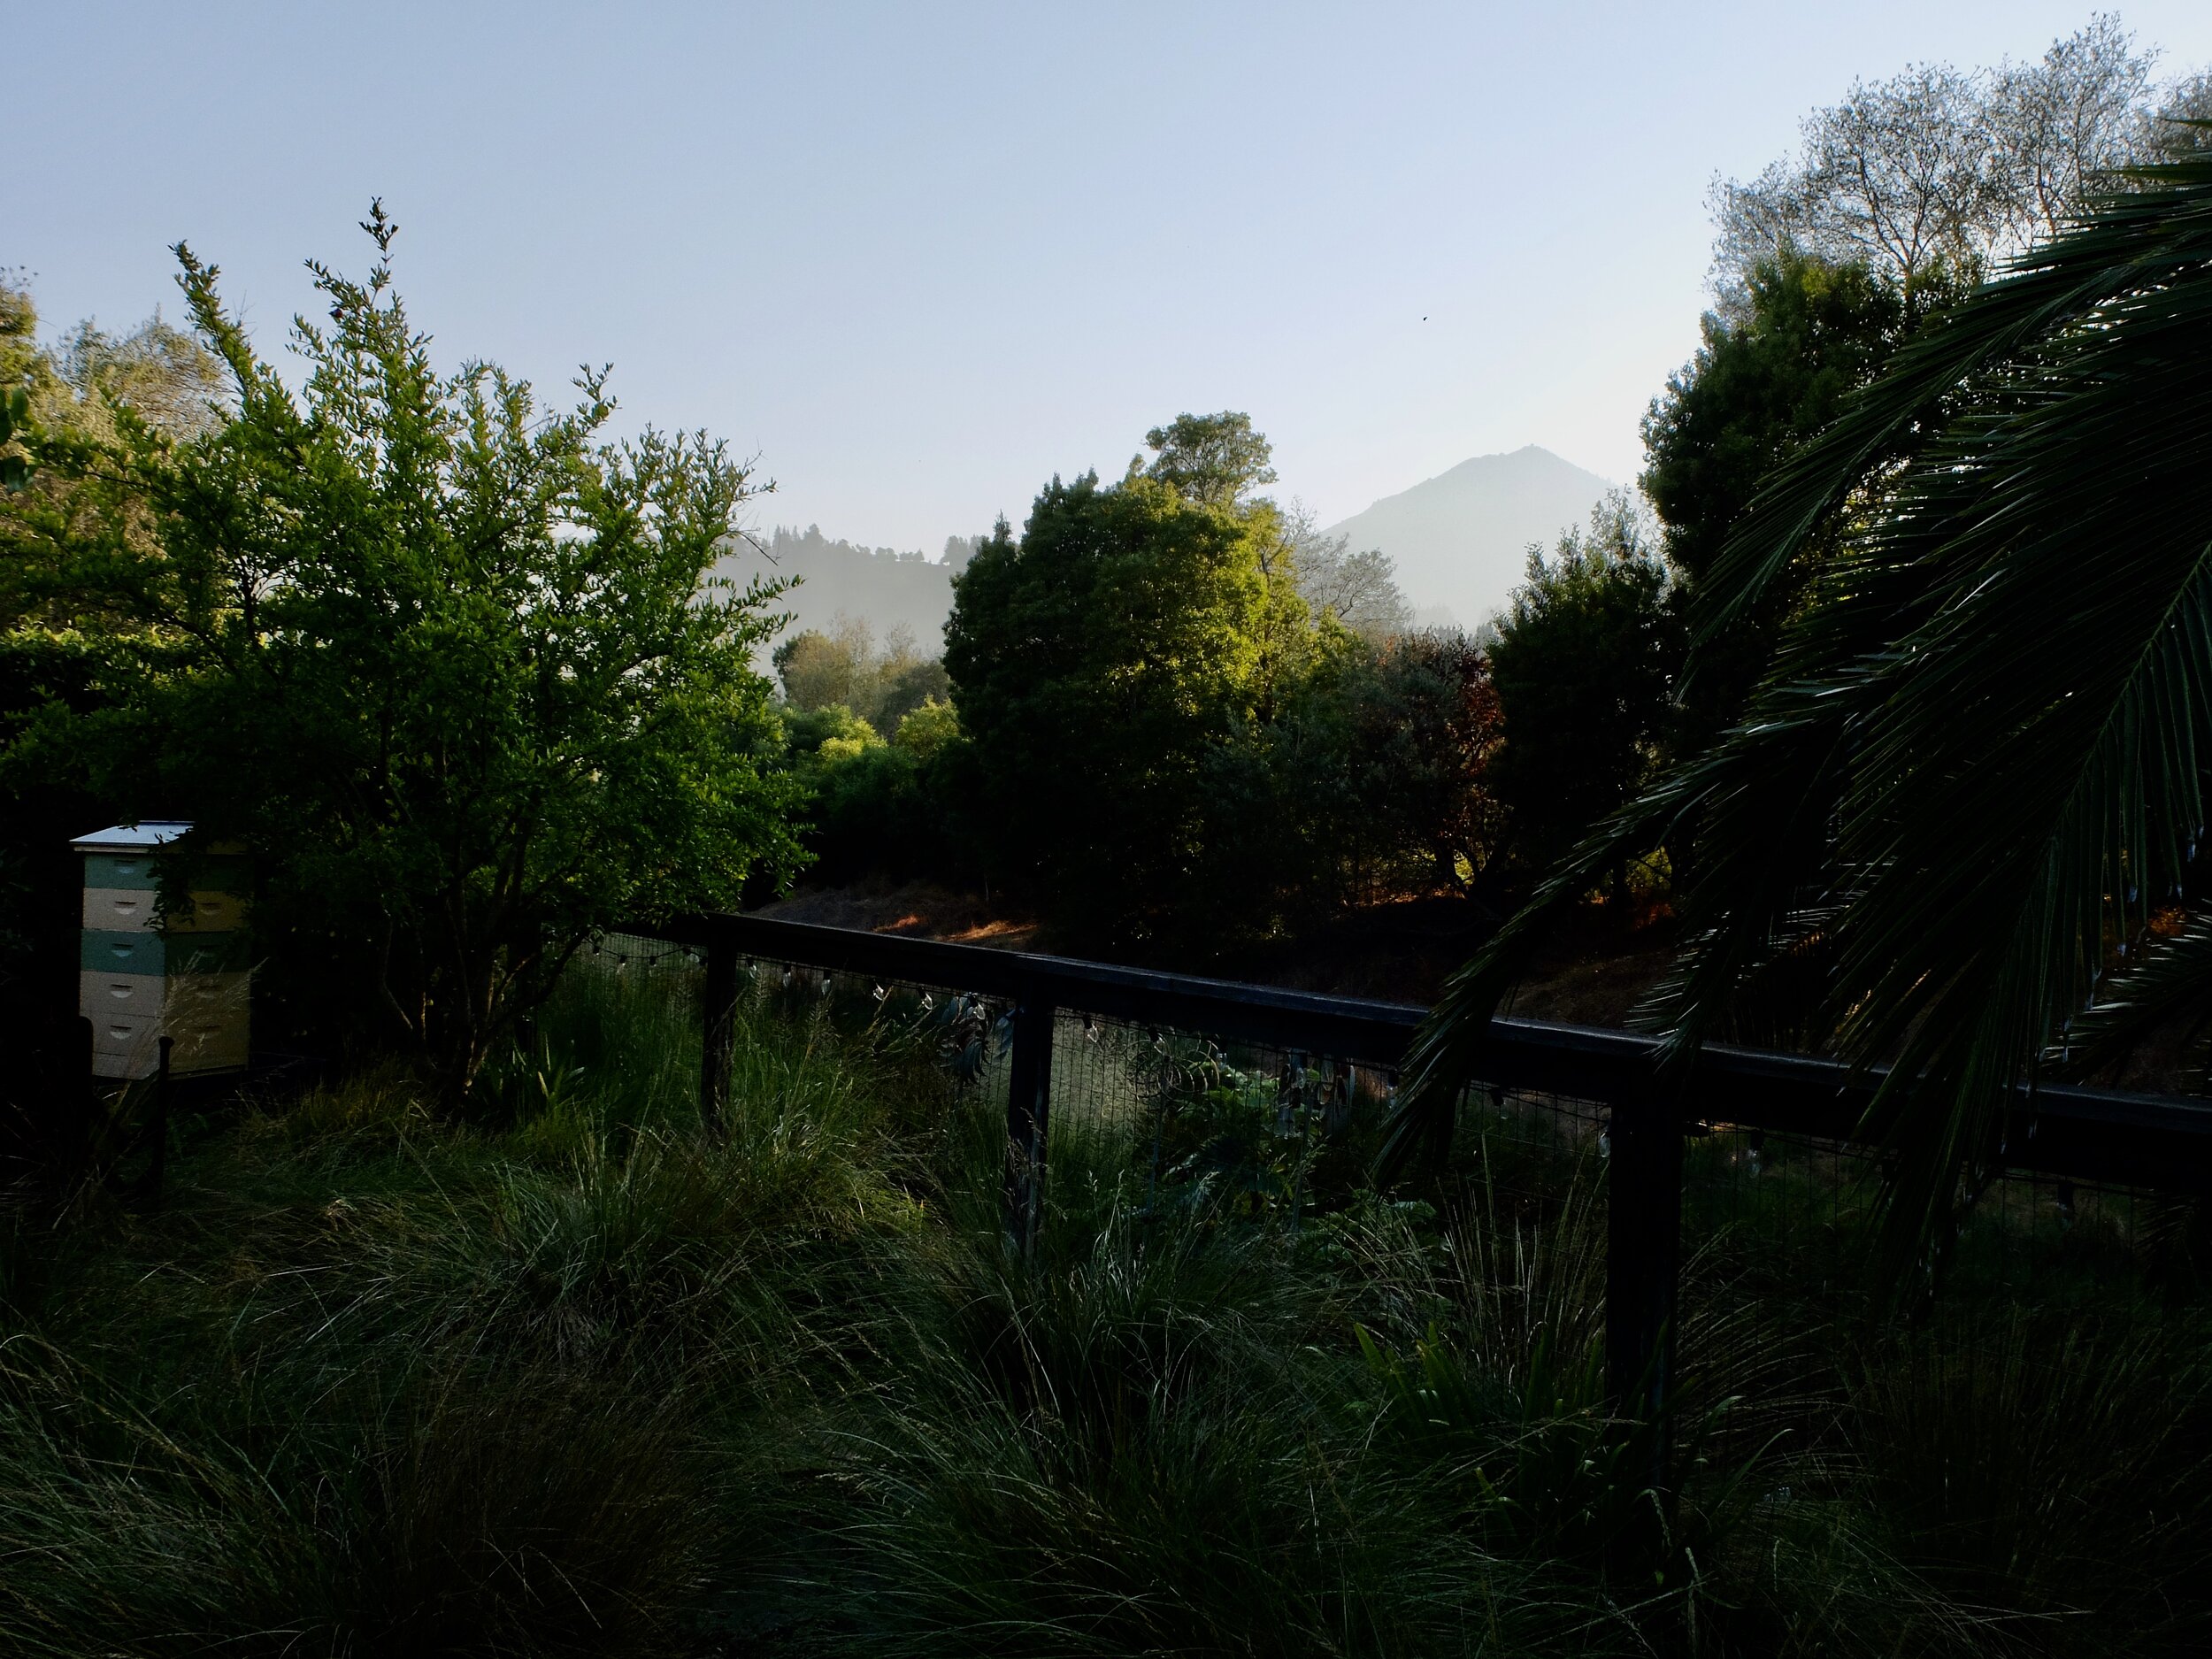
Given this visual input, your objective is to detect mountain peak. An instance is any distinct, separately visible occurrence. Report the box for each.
[1325,447,1613,626]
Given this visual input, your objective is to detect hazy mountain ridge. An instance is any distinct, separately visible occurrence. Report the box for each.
[733,446,1609,657]
[711,525,973,653]
[1325,446,1613,628]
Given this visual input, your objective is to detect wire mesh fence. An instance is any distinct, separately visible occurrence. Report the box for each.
[594,918,2212,1352]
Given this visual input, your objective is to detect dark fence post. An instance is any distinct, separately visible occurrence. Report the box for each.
[700,928,740,1131]
[1606,1080,1683,1566]
[1002,991,1055,1251]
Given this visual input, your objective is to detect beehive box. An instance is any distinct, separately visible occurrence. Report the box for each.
[75,822,251,1079]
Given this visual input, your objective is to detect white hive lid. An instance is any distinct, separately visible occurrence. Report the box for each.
[73,820,196,853]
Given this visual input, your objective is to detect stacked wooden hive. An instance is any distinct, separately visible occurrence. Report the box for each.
[76,822,250,1079]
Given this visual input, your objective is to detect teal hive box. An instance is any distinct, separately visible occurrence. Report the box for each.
[74,822,251,1080]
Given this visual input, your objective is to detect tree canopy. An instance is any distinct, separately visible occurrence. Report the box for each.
[1642,253,1908,594]
[1139,411,1279,509]
[1281,502,1413,641]
[1641,250,1910,746]
[1486,495,1679,878]
[944,466,1309,943]
[1394,150,2212,1282]
[4,208,803,1094]
[1709,16,2206,318]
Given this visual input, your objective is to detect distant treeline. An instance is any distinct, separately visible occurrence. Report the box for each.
[712,525,982,653]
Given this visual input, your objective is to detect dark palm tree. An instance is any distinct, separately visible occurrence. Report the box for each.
[1386,145,2212,1278]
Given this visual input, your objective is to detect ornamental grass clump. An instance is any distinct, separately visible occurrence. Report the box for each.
[3,956,2210,1654]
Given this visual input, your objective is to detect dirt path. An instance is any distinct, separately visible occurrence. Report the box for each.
[753,882,1679,1027]
[752,880,1045,951]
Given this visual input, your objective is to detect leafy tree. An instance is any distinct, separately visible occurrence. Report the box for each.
[1991,14,2158,242]
[1282,502,1412,641]
[829,418,1498,942]
[774,615,951,728]
[945,459,1305,945]
[893,695,958,760]
[0,279,231,641]
[1159,624,1505,942]
[782,703,882,766]
[1140,411,1278,509]
[934,414,1509,947]
[1394,150,2212,1280]
[1712,60,2001,319]
[1677,25,2204,752]
[879,656,952,726]
[1363,633,1503,894]
[1709,17,2171,318]
[1641,251,1908,744]
[1486,495,1679,881]
[774,626,861,711]
[1133,418,1330,722]
[0,386,27,493]
[0,277,234,1004]
[1325,632,1503,898]
[1642,254,1906,594]
[55,313,231,444]
[27,209,804,1096]
[2147,71,2212,158]
[0,281,35,491]
[782,695,969,887]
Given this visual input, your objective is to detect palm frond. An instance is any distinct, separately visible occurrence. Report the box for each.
[2055,908,2212,1087]
[1395,153,2212,1282]
[1376,780,1682,1179]
[1696,154,2212,644]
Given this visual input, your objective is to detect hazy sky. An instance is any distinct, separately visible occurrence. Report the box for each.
[15,4,2212,551]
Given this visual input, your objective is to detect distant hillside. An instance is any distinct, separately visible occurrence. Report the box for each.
[1325,446,1613,628]
[710,526,972,655]
[718,447,1610,659]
